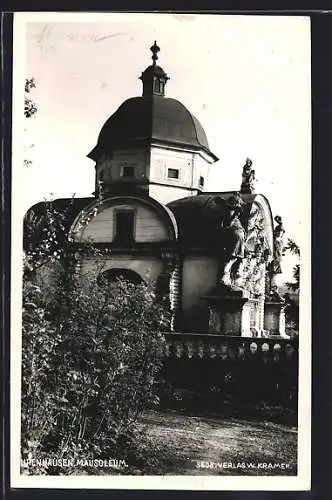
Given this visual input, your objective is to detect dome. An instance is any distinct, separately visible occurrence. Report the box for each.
[141,64,167,77]
[87,95,217,161]
[167,193,260,247]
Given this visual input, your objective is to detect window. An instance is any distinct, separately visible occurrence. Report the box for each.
[99,268,143,286]
[120,165,134,178]
[154,79,161,93]
[153,79,165,95]
[168,168,179,179]
[114,210,135,245]
[199,176,205,187]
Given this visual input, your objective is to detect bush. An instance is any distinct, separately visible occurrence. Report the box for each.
[21,265,166,475]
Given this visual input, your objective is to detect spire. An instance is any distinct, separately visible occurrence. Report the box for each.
[139,41,169,97]
[151,40,160,65]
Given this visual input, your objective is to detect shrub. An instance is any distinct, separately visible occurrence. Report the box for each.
[21,264,166,475]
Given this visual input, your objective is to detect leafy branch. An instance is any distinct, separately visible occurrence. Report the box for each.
[24,78,37,118]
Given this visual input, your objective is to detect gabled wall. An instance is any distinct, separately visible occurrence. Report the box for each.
[71,197,176,244]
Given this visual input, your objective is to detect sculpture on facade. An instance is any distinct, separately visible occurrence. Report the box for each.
[215,193,246,289]
[273,216,285,270]
[240,157,256,194]
[246,239,266,297]
[269,215,286,288]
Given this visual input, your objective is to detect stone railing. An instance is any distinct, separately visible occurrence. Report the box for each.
[163,332,298,362]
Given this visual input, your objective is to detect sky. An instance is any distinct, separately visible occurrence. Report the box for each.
[12,12,311,282]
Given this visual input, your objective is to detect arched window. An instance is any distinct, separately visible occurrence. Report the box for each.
[98,268,144,286]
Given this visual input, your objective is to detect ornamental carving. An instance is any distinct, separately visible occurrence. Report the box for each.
[271,215,286,275]
[215,193,246,289]
[215,194,271,298]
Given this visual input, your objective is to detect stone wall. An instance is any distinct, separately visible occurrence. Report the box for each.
[181,256,218,332]
[161,333,298,410]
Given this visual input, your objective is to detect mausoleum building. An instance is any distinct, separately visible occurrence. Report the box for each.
[25,42,290,344]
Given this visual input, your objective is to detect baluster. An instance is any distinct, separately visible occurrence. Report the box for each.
[209,343,217,359]
[273,343,281,362]
[249,342,258,354]
[197,341,204,359]
[261,342,270,363]
[186,341,194,359]
[175,341,184,359]
[238,343,246,359]
[220,343,228,360]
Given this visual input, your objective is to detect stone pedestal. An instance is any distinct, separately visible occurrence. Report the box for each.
[264,301,286,336]
[203,289,249,336]
[243,298,261,335]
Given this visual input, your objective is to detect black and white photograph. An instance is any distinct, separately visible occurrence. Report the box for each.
[10,12,311,490]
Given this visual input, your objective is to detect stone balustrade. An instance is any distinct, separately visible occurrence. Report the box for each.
[163,332,298,362]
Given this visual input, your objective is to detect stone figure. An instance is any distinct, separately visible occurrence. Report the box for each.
[215,193,246,288]
[240,158,255,194]
[251,262,265,297]
[272,215,285,274]
[266,215,286,291]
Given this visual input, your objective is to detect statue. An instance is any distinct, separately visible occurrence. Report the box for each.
[269,215,286,288]
[240,158,255,194]
[272,215,285,272]
[215,193,246,289]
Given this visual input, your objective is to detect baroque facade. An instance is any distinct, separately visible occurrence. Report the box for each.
[25,42,290,344]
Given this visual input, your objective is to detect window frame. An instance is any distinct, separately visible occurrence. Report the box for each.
[113,208,137,245]
[120,164,135,178]
[167,167,180,180]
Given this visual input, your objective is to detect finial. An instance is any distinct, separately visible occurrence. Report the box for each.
[140,41,168,97]
[150,40,160,65]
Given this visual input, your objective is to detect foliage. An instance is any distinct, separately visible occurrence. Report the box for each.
[24,78,37,119]
[24,77,37,167]
[24,197,74,273]
[21,202,167,475]
[21,267,166,474]
[284,238,300,258]
[23,196,103,274]
[285,264,299,292]
[284,238,300,292]
[283,238,300,334]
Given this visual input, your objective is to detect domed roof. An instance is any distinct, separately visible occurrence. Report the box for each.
[141,64,167,76]
[88,95,217,161]
[167,192,261,247]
